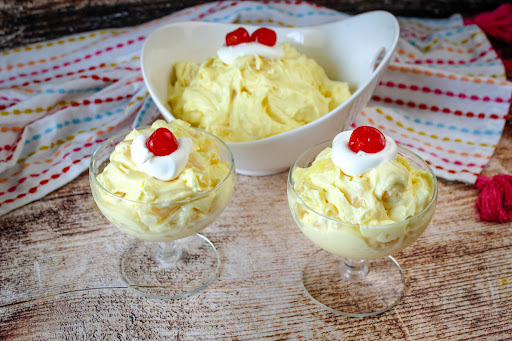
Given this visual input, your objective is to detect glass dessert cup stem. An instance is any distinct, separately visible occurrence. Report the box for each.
[340,258,369,280]
[117,233,220,300]
[302,250,405,317]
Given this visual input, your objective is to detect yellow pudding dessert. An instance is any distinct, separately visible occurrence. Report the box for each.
[91,119,234,241]
[167,43,351,142]
[288,128,436,260]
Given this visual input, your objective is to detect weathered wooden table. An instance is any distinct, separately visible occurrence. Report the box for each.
[1,117,511,340]
[1,1,512,340]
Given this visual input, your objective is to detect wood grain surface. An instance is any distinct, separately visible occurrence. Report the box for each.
[0,0,510,50]
[0,118,511,340]
[1,1,512,340]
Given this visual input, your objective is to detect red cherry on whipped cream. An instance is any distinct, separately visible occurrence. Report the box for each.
[226,27,252,46]
[348,126,386,153]
[251,28,277,46]
[225,27,277,47]
[146,128,179,156]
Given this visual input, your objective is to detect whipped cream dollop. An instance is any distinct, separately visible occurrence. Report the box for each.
[217,42,284,65]
[331,130,398,177]
[130,132,193,181]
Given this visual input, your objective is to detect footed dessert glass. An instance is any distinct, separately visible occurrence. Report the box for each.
[287,141,437,317]
[90,127,235,299]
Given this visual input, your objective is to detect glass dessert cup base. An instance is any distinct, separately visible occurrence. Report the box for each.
[302,249,405,317]
[118,233,219,300]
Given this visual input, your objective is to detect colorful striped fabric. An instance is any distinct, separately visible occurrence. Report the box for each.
[0,0,511,216]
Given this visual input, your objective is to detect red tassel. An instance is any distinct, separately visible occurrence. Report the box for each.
[497,50,512,74]
[464,4,512,43]
[475,174,512,223]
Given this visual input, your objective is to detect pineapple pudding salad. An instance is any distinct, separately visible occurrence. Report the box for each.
[94,119,233,241]
[167,27,351,142]
[290,126,435,260]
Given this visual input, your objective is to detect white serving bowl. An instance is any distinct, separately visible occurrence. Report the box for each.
[141,11,399,176]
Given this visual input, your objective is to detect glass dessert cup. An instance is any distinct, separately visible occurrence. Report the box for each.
[287,141,437,317]
[89,128,235,299]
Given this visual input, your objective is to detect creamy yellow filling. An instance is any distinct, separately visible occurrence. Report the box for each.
[293,148,434,225]
[290,147,435,259]
[168,44,351,142]
[97,119,230,203]
[93,119,233,241]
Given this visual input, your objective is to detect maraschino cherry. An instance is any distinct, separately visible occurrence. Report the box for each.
[348,126,386,153]
[146,128,179,156]
[251,28,277,46]
[225,27,277,47]
[226,27,252,46]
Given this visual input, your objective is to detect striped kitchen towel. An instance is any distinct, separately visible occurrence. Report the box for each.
[0,0,511,216]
